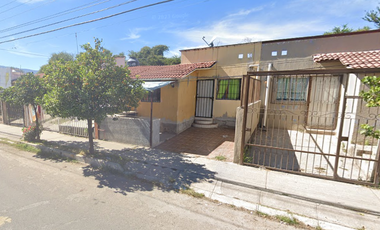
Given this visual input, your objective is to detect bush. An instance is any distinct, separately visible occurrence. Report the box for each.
[22,125,42,142]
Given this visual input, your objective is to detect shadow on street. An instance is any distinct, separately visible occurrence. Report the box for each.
[34,140,216,195]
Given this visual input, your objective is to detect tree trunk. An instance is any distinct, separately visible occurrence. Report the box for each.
[32,104,40,140]
[88,119,94,155]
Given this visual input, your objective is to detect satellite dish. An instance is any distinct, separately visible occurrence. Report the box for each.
[202,36,216,47]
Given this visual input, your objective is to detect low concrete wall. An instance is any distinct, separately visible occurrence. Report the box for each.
[234,100,261,163]
[99,116,160,147]
[160,117,194,134]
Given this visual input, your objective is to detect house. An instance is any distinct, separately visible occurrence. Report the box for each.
[129,42,262,134]
[241,30,380,185]
[128,29,380,185]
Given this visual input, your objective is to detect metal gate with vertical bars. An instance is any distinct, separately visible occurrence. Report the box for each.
[240,69,380,186]
[195,80,214,118]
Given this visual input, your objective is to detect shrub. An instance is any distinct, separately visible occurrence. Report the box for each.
[22,125,42,142]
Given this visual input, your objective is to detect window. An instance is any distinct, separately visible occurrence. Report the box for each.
[238,54,243,59]
[216,79,241,100]
[281,50,288,56]
[142,88,161,102]
[271,51,278,56]
[275,77,308,101]
[247,53,253,58]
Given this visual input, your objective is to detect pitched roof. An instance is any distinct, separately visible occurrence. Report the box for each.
[128,61,216,80]
[313,50,380,69]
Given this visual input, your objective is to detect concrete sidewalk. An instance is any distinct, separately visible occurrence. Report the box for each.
[0,124,379,229]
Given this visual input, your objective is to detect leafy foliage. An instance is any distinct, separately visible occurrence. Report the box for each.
[43,38,145,154]
[364,6,380,28]
[324,24,370,35]
[39,51,74,73]
[128,45,181,66]
[0,73,45,140]
[360,75,380,139]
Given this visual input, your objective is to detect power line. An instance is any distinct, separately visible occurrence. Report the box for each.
[0,0,18,9]
[0,0,57,23]
[19,0,196,46]
[0,0,174,45]
[0,0,138,39]
[0,0,109,32]
[0,0,33,15]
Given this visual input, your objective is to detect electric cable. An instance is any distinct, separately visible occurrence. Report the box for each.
[0,0,138,39]
[0,0,174,45]
[0,0,110,32]
[0,0,18,10]
[0,0,33,15]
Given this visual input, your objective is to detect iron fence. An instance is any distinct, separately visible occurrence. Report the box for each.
[240,69,380,186]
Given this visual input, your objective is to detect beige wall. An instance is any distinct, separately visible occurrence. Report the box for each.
[234,101,261,163]
[181,42,262,123]
[137,83,179,122]
[136,78,197,133]
[177,79,197,122]
[182,42,262,77]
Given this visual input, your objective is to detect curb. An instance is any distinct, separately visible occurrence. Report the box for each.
[4,139,376,230]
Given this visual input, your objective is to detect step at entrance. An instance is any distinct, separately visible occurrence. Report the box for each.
[193,117,218,128]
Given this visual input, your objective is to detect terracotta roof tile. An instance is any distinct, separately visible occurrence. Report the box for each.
[129,61,216,80]
[313,50,380,69]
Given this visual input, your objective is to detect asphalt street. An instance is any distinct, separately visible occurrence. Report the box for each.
[0,143,300,230]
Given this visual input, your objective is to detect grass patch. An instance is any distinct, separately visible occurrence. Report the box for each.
[180,187,205,198]
[275,215,298,225]
[256,211,269,218]
[0,138,40,154]
[215,155,226,161]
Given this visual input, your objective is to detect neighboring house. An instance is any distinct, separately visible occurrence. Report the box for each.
[257,30,380,132]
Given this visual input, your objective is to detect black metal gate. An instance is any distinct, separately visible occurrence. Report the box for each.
[195,80,214,118]
[240,69,380,186]
[7,103,24,127]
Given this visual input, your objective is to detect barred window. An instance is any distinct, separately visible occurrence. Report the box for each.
[142,88,161,102]
[216,79,241,100]
[275,77,308,101]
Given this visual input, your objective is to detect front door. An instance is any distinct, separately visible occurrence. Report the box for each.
[307,75,341,130]
[195,80,214,118]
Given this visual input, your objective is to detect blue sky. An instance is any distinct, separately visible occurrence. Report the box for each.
[0,0,378,71]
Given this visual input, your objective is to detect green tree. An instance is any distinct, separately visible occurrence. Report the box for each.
[0,73,45,140]
[43,38,145,155]
[359,76,380,139]
[364,6,380,28]
[128,45,181,66]
[39,51,74,73]
[324,24,370,35]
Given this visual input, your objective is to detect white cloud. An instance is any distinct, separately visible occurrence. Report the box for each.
[120,28,152,41]
[167,0,377,50]
[226,7,264,18]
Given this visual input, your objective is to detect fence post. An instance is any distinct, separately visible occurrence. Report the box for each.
[94,122,99,139]
[240,75,250,165]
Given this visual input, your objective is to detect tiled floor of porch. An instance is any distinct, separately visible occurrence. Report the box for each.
[156,127,235,162]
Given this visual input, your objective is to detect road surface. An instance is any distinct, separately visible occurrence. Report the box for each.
[0,143,301,229]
